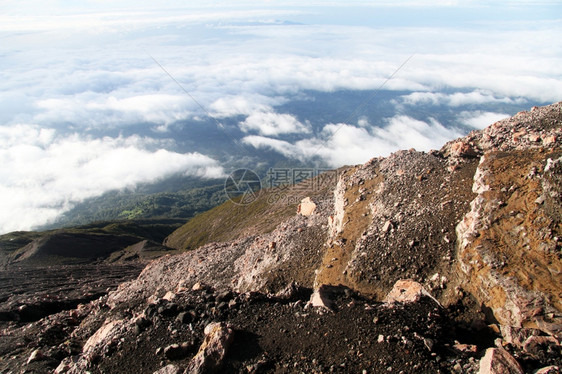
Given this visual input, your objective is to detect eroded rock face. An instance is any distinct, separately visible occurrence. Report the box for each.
[456,149,562,333]
[314,148,477,302]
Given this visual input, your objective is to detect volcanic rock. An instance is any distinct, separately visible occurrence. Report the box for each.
[185,322,234,374]
[534,366,561,374]
[383,279,438,305]
[478,347,524,374]
[163,342,194,360]
[153,364,181,374]
[309,285,334,310]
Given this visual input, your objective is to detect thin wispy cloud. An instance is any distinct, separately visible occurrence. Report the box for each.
[396,90,523,107]
[457,111,510,130]
[240,112,310,136]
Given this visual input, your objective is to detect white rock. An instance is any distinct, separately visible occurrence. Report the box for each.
[83,319,124,355]
[309,286,333,310]
[27,349,43,364]
[162,291,176,301]
[147,294,160,305]
[382,220,392,233]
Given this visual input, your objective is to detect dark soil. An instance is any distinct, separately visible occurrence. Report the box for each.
[0,264,144,323]
[4,280,560,374]
[78,286,493,374]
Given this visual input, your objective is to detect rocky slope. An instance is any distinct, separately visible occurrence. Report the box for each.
[0,102,561,373]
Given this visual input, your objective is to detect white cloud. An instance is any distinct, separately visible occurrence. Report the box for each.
[209,95,309,135]
[240,112,310,136]
[458,111,510,129]
[35,93,195,128]
[0,7,302,33]
[2,6,560,131]
[243,116,463,167]
[398,90,523,107]
[208,94,290,118]
[0,124,224,234]
[242,136,301,158]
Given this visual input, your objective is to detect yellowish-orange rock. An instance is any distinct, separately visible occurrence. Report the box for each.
[456,150,562,333]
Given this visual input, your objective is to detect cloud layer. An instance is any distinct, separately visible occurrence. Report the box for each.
[243,115,463,167]
[0,124,223,233]
[1,3,561,131]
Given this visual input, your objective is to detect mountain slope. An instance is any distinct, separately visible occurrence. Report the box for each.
[1,102,561,373]
[0,220,183,267]
[164,174,339,251]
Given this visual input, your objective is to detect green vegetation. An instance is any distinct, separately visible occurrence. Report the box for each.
[165,190,299,250]
[41,182,227,230]
[69,219,188,244]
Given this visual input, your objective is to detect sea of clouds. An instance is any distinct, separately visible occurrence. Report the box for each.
[1,0,561,232]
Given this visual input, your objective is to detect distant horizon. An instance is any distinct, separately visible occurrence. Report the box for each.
[1,0,561,233]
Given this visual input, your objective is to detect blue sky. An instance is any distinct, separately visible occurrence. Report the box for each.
[0,0,561,232]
